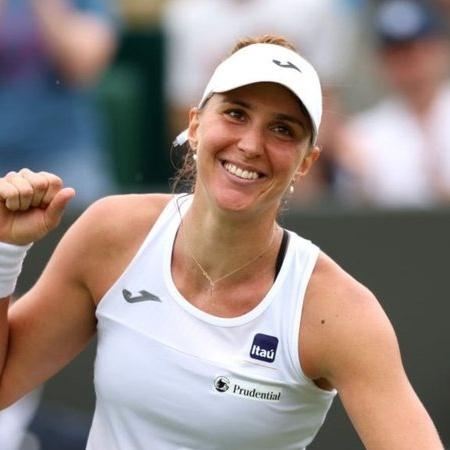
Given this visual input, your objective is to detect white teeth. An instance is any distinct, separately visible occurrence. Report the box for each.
[224,162,259,180]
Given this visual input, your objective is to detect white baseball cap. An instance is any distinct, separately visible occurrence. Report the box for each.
[174,43,322,146]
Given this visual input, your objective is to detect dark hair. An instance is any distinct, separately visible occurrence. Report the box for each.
[170,139,197,194]
[170,35,303,194]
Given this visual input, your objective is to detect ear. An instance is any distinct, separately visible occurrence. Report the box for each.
[188,107,201,149]
[297,146,321,178]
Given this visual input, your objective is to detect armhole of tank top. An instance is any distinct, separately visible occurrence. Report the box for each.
[288,242,336,397]
[95,194,184,310]
[275,229,289,279]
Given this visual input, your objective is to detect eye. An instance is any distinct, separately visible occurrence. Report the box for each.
[271,123,295,138]
[224,108,246,121]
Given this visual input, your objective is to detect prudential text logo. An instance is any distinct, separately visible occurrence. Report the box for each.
[250,333,279,363]
[213,376,282,402]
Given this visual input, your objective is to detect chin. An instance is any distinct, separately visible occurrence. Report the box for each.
[211,186,279,218]
[211,187,258,214]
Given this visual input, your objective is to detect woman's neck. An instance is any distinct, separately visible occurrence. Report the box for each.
[178,195,280,284]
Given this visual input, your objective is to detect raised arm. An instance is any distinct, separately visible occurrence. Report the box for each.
[302,253,443,449]
[0,169,172,409]
[0,169,96,408]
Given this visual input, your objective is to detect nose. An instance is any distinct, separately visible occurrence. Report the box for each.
[237,125,264,159]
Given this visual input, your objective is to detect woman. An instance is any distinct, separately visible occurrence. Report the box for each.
[0,35,443,449]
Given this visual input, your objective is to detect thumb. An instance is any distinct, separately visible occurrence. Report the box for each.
[44,187,76,231]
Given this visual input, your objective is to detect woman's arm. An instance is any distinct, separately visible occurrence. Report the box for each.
[302,253,443,449]
[0,169,97,408]
[0,169,172,409]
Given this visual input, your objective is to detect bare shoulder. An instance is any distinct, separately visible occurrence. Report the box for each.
[78,193,173,239]
[304,251,383,328]
[300,251,397,385]
[57,193,174,303]
[300,254,443,449]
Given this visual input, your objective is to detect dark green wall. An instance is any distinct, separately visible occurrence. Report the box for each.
[20,207,450,449]
[281,209,450,448]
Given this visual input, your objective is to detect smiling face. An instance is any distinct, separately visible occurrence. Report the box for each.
[188,82,320,218]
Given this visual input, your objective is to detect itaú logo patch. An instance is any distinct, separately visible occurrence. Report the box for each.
[250,333,279,363]
[214,376,282,402]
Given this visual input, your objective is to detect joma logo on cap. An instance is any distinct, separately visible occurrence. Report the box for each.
[272,59,302,73]
[250,333,279,363]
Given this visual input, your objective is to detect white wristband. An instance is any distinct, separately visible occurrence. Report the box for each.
[0,242,33,299]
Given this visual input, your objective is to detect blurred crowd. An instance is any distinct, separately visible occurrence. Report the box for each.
[1,1,450,448]
[334,0,450,208]
[0,0,120,209]
[1,0,450,213]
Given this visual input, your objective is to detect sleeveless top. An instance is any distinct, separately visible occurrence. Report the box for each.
[86,195,336,450]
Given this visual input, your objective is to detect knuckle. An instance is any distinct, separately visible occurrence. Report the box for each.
[44,173,63,189]
[5,197,19,211]
[3,183,19,198]
[51,176,63,188]
[20,168,44,186]
[5,171,18,181]
[20,187,34,199]
[0,179,17,202]
[18,167,32,176]
[34,178,49,191]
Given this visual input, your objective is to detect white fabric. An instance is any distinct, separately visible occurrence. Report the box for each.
[341,83,450,208]
[0,390,41,450]
[0,242,32,299]
[163,0,359,108]
[86,195,336,450]
[198,43,322,142]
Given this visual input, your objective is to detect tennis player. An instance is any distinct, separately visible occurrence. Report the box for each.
[0,35,443,449]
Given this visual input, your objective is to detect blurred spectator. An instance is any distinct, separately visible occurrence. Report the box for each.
[162,0,365,205]
[336,0,450,208]
[163,0,361,136]
[0,0,120,209]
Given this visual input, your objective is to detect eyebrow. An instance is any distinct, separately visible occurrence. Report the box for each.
[222,98,307,130]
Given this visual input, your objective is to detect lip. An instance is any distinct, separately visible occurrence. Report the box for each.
[219,159,267,181]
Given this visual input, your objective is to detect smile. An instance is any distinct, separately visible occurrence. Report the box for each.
[223,162,261,180]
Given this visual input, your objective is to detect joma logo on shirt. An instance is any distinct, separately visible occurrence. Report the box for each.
[250,333,279,363]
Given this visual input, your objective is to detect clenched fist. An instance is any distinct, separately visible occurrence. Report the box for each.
[0,168,75,245]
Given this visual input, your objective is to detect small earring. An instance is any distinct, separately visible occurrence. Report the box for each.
[289,184,294,194]
[193,153,198,161]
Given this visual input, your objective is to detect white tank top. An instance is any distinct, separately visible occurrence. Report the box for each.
[86,195,336,450]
